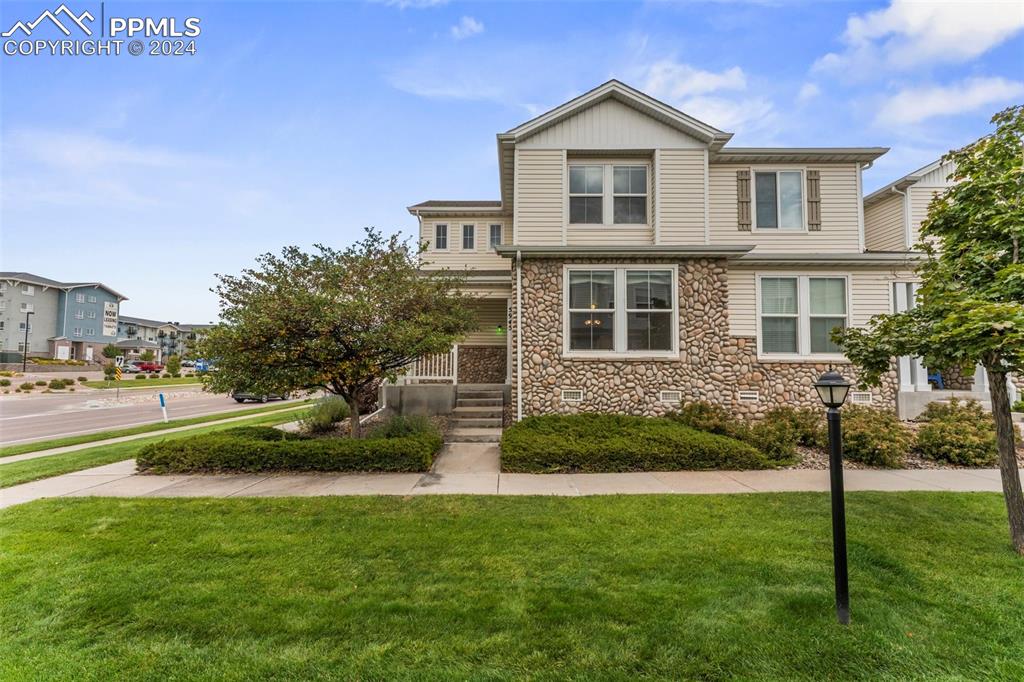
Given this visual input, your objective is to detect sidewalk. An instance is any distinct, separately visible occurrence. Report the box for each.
[1,442,1015,509]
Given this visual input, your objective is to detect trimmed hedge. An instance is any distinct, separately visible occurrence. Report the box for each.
[500,413,770,473]
[136,425,441,474]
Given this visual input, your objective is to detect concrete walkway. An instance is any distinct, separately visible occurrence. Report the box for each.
[1,441,1016,509]
[0,404,310,465]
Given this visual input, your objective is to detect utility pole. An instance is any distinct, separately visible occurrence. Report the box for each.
[21,310,34,373]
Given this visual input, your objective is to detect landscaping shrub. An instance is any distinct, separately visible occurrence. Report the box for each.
[162,373,172,378]
[762,406,827,448]
[136,426,441,474]
[47,379,67,389]
[299,396,350,434]
[135,375,147,380]
[671,401,746,439]
[841,406,912,468]
[1013,398,1024,413]
[34,380,46,386]
[19,382,34,391]
[149,373,160,379]
[500,413,769,473]
[368,414,433,439]
[0,379,10,387]
[916,399,997,467]
[671,401,801,465]
[219,425,305,441]
[77,376,88,383]
[745,419,800,466]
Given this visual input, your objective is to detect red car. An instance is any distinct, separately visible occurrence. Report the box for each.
[131,361,165,372]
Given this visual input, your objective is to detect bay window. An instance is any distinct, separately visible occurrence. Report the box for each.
[754,170,804,229]
[566,266,676,355]
[758,275,848,357]
[569,163,649,225]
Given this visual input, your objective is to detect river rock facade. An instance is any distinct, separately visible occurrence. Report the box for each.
[509,257,897,418]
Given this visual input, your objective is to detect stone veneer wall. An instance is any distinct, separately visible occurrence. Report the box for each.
[509,257,898,419]
[938,366,975,391]
[458,346,507,384]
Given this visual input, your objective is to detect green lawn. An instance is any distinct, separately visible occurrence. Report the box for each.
[83,376,204,389]
[0,409,308,488]
[1,493,1022,680]
[0,400,310,459]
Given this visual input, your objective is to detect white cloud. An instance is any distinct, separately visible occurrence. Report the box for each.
[371,0,448,9]
[450,16,484,40]
[875,77,1024,125]
[814,0,1024,74]
[797,82,820,104]
[641,60,746,99]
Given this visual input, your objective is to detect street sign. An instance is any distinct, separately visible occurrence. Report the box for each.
[115,355,125,367]
[114,366,123,381]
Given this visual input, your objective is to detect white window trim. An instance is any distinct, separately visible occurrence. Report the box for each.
[433,223,449,251]
[22,285,34,296]
[462,224,476,251]
[751,167,808,233]
[562,263,678,360]
[75,309,84,319]
[75,293,85,303]
[567,161,651,228]
[755,273,851,362]
[489,224,503,250]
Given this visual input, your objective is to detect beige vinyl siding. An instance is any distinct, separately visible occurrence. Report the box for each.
[419,216,509,270]
[864,192,906,252]
[908,186,942,247]
[917,159,956,186]
[709,164,862,252]
[517,98,704,150]
[566,226,654,245]
[657,149,706,245]
[515,149,565,245]
[462,298,508,346]
[727,266,917,338]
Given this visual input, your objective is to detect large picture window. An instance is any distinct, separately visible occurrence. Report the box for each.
[754,170,804,229]
[759,275,847,357]
[566,266,676,355]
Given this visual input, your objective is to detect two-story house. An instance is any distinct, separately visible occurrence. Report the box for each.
[116,316,213,361]
[407,81,921,421]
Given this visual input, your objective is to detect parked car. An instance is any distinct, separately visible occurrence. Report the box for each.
[180,360,195,368]
[119,363,141,374]
[231,390,290,403]
[133,361,164,373]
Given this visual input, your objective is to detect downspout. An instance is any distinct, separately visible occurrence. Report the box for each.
[516,249,523,422]
[856,161,872,253]
[890,185,910,250]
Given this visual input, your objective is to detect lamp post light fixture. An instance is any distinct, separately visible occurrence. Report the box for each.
[814,367,852,625]
[21,310,34,373]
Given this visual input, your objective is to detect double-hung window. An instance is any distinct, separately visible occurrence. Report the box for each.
[759,275,847,357]
[489,224,502,249]
[75,293,85,303]
[22,285,34,296]
[567,266,676,355]
[569,164,649,225]
[434,224,448,250]
[86,328,95,336]
[75,309,84,319]
[462,224,475,250]
[88,295,97,303]
[72,327,82,337]
[569,165,603,224]
[753,170,804,230]
[87,310,97,319]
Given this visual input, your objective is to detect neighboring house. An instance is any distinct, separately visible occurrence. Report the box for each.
[0,272,127,362]
[116,316,213,360]
[407,80,922,421]
[864,155,1021,412]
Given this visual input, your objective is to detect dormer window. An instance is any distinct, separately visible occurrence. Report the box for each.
[753,170,804,230]
[568,162,649,226]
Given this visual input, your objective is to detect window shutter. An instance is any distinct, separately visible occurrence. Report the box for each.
[806,170,821,231]
[737,170,751,231]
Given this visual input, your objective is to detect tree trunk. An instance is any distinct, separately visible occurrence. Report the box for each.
[986,366,1024,555]
[348,397,361,439]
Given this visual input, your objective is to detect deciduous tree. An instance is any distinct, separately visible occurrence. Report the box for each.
[199,229,477,436]
[838,105,1024,554]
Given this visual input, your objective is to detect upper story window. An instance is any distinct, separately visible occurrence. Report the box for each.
[566,266,676,356]
[759,275,847,357]
[87,310,97,319]
[20,303,33,313]
[569,163,649,226]
[22,285,34,296]
[88,295,97,303]
[72,327,82,337]
[462,224,475,250]
[489,224,502,249]
[75,309,84,319]
[434,224,448,250]
[86,328,96,336]
[753,170,804,230]
[75,293,85,303]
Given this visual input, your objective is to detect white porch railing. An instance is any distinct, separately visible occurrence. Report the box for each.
[398,345,458,384]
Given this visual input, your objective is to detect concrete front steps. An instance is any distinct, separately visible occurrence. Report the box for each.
[448,384,504,443]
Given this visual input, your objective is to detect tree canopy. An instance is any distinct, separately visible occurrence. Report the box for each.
[838,104,1024,553]
[199,229,477,435]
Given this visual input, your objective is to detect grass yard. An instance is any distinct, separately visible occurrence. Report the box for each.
[83,376,204,389]
[1,493,1022,680]
[0,400,310,459]
[0,409,309,488]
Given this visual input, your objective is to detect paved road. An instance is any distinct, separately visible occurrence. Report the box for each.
[0,387,301,445]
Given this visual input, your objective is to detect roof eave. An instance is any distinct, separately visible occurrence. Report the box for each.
[494,245,753,259]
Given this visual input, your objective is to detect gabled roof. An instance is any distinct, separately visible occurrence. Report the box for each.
[863,157,944,206]
[499,80,733,148]
[712,148,888,164]
[0,272,128,300]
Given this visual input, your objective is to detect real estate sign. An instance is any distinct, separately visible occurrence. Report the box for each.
[103,301,118,337]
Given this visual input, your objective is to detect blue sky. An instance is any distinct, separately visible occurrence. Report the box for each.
[2,0,1022,322]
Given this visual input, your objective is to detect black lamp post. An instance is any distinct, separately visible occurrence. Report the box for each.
[21,310,34,373]
[814,368,852,625]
